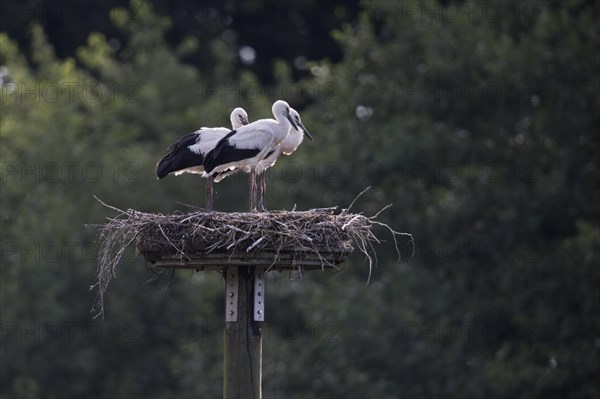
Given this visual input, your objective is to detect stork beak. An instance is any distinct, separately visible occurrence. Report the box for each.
[285,110,299,131]
[298,120,313,140]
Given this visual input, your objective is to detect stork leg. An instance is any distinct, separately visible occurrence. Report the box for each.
[257,173,266,212]
[205,175,213,211]
[249,169,257,212]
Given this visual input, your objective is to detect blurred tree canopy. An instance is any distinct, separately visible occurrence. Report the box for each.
[0,0,360,84]
[1,1,598,398]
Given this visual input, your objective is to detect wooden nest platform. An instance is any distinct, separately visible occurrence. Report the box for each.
[136,208,355,271]
[91,196,413,317]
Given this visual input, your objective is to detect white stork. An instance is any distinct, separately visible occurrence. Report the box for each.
[255,108,312,210]
[156,107,249,210]
[212,108,312,210]
[203,100,298,211]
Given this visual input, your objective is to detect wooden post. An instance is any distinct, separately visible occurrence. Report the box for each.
[138,239,351,399]
[224,266,262,399]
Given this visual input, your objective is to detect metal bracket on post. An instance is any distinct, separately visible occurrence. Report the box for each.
[253,267,265,322]
[225,267,239,322]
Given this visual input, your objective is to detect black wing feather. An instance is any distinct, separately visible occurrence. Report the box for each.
[156,131,203,179]
[204,130,261,174]
[166,131,199,152]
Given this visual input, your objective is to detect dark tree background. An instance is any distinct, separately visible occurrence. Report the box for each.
[1,0,359,83]
[1,1,598,398]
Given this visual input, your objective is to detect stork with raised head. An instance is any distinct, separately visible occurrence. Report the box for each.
[155,108,249,210]
[255,108,312,211]
[213,108,312,211]
[203,100,298,211]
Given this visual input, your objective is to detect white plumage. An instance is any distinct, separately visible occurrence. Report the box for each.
[156,107,249,209]
[204,100,299,211]
[254,109,312,210]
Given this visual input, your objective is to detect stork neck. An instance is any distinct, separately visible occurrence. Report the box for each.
[274,115,291,139]
[275,114,287,126]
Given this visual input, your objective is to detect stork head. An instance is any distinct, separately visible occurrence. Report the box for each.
[272,100,298,131]
[230,107,249,129]
[290,109,312,140]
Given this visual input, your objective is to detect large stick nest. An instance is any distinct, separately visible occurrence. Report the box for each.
[91,194,414,318]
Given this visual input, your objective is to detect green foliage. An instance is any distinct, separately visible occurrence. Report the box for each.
[278,1,599,397]
[0,1,258,397]
[1,0,598,398]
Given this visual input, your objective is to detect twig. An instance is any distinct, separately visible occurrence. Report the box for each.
[342,186,371,214]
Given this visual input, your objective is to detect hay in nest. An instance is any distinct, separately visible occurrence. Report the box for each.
[90,193,414,318]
